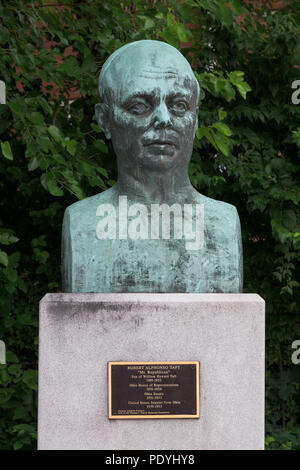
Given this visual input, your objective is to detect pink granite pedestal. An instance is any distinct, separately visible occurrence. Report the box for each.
[38,293,265,450]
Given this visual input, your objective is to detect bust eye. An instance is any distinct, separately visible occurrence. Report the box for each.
[128,101,150,115]
[169,101,188,114]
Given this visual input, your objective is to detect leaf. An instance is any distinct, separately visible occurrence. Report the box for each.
[6,351,19,363]
[218,108,227,121]
[65,139,77,156]
[0,27,9,45]
[222,81,236,102]
[22,369,38,391]
[213,122,232,136]
[90,123,102,133]
[174,23,188,42]
[0,233,19,245]
[39,137,54,153]
[27,112,45,126]
[0,249,8,266]
[8,364,21,375]
[94,139,108,154]
[46,175,64,197]
[13,441,24,450]
[28,156,39,172]
[211,130,230,156]
[196,127,210,141]
[5,268,18,283]
[167,11,174,27]
[96,166,108,178]
[292,128,300,147]
[48,125,63,143]
[40,173,48,192]
[228,71,252,99]
[36,97,54,116]
[60,170,85,200]
[1,141,13,160]
[59,56,80,77]
[137,15,155,30]
[160,16,189,46]
[82,47,97,73]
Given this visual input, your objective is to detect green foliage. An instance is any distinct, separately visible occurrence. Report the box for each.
[0,0,299,449]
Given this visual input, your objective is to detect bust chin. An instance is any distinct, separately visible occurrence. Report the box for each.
[61,40,243,293]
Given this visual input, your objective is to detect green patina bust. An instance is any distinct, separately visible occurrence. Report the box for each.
[62,40,243,293]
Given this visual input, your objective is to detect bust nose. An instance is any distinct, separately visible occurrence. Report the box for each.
[153,102,172,129]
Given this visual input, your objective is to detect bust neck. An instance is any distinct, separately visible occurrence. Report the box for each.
[115,164,197,205]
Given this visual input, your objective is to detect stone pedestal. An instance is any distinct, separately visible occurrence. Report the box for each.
[38,293,265,450]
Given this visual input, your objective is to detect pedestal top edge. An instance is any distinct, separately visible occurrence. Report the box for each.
[40,292,265,305]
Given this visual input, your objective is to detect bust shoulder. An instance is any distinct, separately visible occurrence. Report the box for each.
[193,192,240,226]
[63,187,117,228]
[66,187,116,214]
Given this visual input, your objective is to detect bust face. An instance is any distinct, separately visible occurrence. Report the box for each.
[96,42,199,172]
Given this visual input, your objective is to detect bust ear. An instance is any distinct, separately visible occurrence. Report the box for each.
[95,103,111,139]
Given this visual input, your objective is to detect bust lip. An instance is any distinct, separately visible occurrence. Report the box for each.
[143,138,177,147]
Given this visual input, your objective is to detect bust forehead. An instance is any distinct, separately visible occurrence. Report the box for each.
[117,73,198,107]
[99,40,199,102]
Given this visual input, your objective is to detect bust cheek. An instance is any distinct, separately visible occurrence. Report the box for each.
[174,114,197,133]
[111,109,149,133]
[111,110,132,129]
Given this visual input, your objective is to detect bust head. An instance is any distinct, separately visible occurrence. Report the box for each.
[95,40,200,174]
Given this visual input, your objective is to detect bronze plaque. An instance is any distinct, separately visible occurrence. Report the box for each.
[108,361,200,419]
